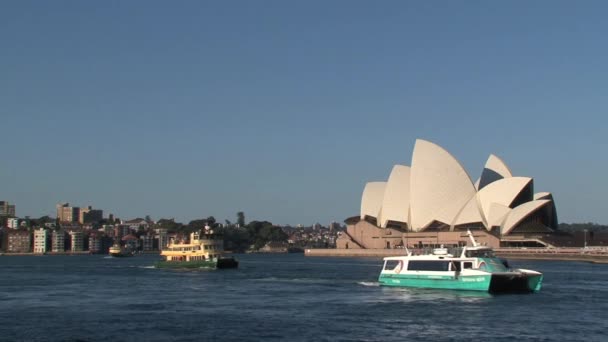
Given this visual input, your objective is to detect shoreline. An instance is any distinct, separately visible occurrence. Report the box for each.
[0,251,161,256]
[493,252,608,264]
[497,254,608,264]
[3,249,607,264]
[304,248,608,264]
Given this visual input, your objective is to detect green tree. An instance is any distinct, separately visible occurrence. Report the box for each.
[157,218,184,233]
[188,219,208,231]
[222,226,251,252]
[246,221,287,250]
[206,216,217,228]
[37,215,53,225]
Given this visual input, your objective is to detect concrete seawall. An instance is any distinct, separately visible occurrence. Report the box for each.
[0,251,161,256]
[305,248,608,263]
[494,249,608,264]
[0,251,92,256]
[305,249,407,258]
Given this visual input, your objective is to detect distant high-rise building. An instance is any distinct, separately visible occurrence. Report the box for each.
[56,203,80,223]
[114,225,131,239]
[0,201,16,217]
[157,229,169,250]
[34,228,49,253]
[7,218,19,229]
[79,206,103,224]
[52,230,65,252]
[88,232,102,254]
[100,225,114,236]
[69,231,84,252]
[141,233,154,251]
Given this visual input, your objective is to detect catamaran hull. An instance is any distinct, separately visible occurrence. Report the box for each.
[489,272,543,293]
[378,274,492,291]
[378,272,542,293]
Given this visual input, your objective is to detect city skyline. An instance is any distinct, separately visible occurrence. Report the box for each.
[2,1,608,225]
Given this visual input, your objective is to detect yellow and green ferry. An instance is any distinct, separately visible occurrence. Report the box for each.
[378,230,543,293]
[155,227,238,269]
[109,243,134,258]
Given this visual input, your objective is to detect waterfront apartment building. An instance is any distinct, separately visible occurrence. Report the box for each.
[79,206,103,224]
[52,230,65,252]
[56,203,80,223]
[88,232,102,254]
[125,218,149,230]
[0,201,16,217]
[157,229,169,250]
[69,231,84,252]
[7,218,19,229]
[100,225,114,236]
[7,230,31,253]
[141,233,154,251]
[114,225,131,240]
[34,228,49,253]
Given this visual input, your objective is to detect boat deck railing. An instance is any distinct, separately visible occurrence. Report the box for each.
[408,247,465,256]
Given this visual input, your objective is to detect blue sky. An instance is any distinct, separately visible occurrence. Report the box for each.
[1,1,607,225]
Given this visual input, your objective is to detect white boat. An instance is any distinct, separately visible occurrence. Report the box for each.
[109,243,134,258]
[378,230,543,293]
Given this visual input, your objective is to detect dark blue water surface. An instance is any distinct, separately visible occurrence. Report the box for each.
[0,254,606,342]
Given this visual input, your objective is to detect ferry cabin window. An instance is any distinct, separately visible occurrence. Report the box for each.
[384,260,400,270]
[407,261,450,271]
[463,262,473,269]
[464,249,495,258]
[486,258,508,272]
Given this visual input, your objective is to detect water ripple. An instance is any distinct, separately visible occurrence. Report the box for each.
[0,254,605,342]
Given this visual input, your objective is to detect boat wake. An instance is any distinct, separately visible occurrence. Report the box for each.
[253,277,334,285]
[358,281,380,287]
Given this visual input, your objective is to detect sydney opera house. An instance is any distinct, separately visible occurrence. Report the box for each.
[337,139,558,250]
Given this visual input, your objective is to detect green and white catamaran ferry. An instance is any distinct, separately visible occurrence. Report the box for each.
[378,230,543,293]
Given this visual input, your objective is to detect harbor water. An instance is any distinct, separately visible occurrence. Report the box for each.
[0,254,606,341]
